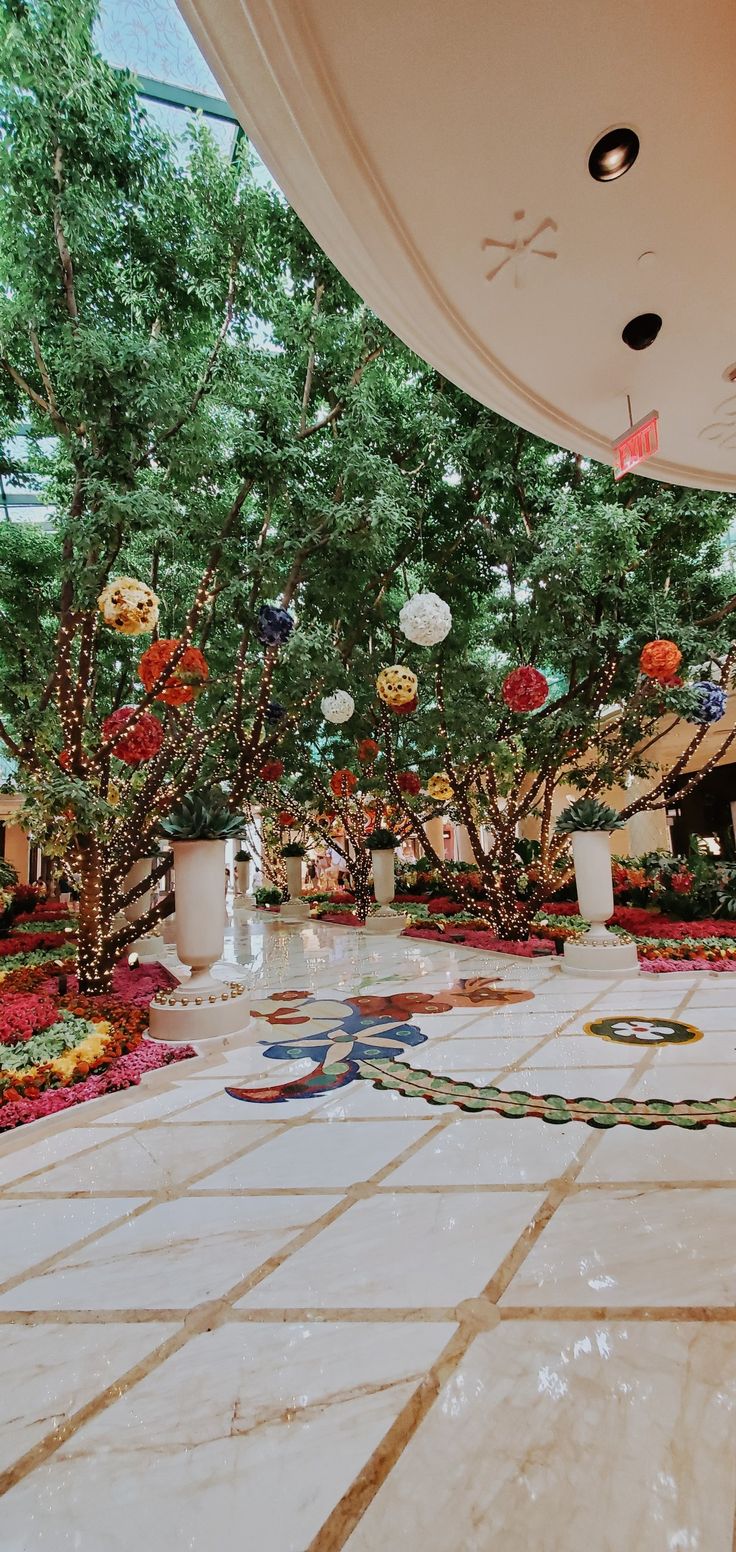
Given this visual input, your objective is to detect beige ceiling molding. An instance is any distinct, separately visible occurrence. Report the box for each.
[178,0,736,490]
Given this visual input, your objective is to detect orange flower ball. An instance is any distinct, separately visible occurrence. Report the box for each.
[330,769,358,797]
[138,639,209,706]
[639,639,682,680]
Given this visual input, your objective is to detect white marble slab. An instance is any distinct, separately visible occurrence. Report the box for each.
[0,1198,141,1286]
[0,1321,455,1552]
[237,1189,545,1310]
[384,1117,592,1187]
[500,1186,736,1307]
[344,1321,736,1551]
[0,1193,340,1311]
[4,1122,275,1196]
[193,1119,434,1190]
[0,1321,179,1474]
[0,1127,120,1186]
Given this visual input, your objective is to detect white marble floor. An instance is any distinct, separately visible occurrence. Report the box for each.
[1,918,735,1550]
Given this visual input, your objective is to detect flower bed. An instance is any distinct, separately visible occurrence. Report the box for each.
[0,960,195,1132]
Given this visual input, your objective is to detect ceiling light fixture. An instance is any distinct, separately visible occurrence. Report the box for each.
[588,127,640,182]
[622,313,662,351]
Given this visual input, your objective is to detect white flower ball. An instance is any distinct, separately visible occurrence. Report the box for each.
[321,690,355,724]
[399,591,452,647]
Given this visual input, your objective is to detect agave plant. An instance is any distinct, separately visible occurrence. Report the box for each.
[555,797,625,835]
[160,786,245,841]
[365,828,400,850]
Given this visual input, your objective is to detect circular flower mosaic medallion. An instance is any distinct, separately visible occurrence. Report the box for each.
[584,1014,702,1046]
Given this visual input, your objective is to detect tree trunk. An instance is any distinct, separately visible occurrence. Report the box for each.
[77,838,115,994]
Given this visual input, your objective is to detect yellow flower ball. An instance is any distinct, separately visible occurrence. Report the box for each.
[98,576,159,637]
[426,772,454,802]
[376,665,418,708]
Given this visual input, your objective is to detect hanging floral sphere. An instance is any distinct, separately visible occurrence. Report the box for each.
[278,810,296,827]
[321,690,355,725]
[138,640,209,706]
[392,694,418,717]
[639,639,682,679]
[107,781,121,807]
[397,770,421,795]
[399,591,452,647]
[357,737,379,763]
[376,665,418,708]
[260,759,285,782]
[58,749,71,771]
[686,681,727,724]
[257,605,295,648]
[426,772,454,802]
[102,706,164,765]
[265,701,286,724]
[97,576,159,637]
[330,768,358,797]
[501,666,549,712]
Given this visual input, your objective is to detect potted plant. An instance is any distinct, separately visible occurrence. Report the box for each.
[234,847,252,897]
[159,786,243,993]
[555,798,625,933]
[255,884,283,910]
[365,828,400,904]
[555,798,636,975]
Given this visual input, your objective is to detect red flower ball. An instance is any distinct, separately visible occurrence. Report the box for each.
[278,810,296,827]
[397,770,421,795]
[102,706,164,765]
[260,759,285,783]
[392,695,418,717]
[58,749,71,770]
[330,768,358,797]
[501,666,549,712]
[138,639,209,706]
[357,738,379,763]
[639,639,682,679]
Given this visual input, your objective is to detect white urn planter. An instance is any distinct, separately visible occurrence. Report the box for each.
[149,839,252,1042]
[235,858,252,897]
[281,854,310,922]
[562,830,638,977]
[365,847,407,935]
[122,858,158,958]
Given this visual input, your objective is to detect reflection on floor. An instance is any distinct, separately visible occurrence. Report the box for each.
[0,916,735,1550]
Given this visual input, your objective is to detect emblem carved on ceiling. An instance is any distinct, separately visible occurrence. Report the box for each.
[699,394,736,449]
[482,210,558,288]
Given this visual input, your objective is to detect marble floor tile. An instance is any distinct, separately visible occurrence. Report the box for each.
[0,1127,120,1186]
[192,1119,435,1190]
[424,1035,550,1070]
[577,1123,736,1183]
[500,1186,736,1307]
[0,1193,340,1311]
[237,1189,545,1310]
[383,1117,592,1187]
[631,1066,736,1101]
[0,1198,140,1285]
[4,1122,275,1196]
[522,1033,645,1066]
[344,1321,736,1552]
[0,1321,455,1552]
[86,1085,207,1126]
[680,1007,736,1032]
[496,1066,637,1100]
[0,1321,179,1474]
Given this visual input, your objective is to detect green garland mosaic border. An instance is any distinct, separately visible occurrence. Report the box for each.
[359,1058,736,1129]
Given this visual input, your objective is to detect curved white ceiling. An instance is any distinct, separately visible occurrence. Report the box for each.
[178,0,736,491]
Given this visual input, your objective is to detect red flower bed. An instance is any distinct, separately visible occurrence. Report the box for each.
[403,924,554,956]
[0,931,68,956]
[0,993,58,1044]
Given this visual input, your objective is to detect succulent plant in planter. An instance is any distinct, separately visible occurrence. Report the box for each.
[234,849,252,863]
[365,828,400,850]
[555,797,625,835]
[160,785,245,840]
[255,884,283,908]
[280,842,306,858]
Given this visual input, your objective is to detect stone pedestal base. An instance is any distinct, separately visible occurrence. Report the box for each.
[280,899,310,923]
[562,937,639,977]
[363,907,407,936]
[126,935,164,962]
[148,971,252,1043]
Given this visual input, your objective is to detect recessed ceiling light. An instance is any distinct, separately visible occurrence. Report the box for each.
[588,127,640,182]
[622,313,662,351]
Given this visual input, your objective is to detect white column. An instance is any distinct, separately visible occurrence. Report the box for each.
[455,824,476,864]
[423,815,445,858]
[626,778,673,855]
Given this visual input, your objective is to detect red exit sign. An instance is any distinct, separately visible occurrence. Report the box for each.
[612,409,659,479]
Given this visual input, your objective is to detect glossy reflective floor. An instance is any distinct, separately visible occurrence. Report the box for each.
[1,917,735,1550]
